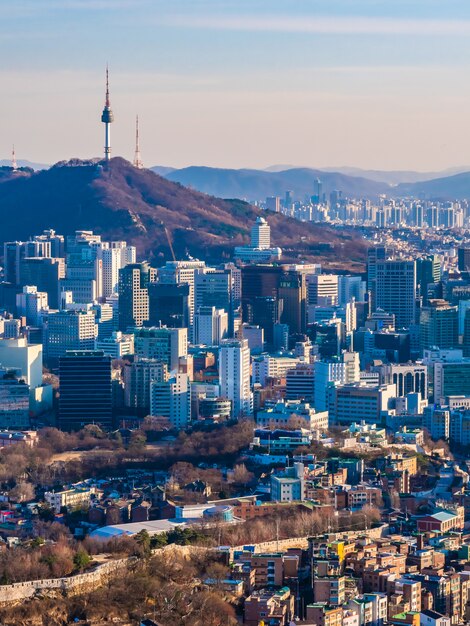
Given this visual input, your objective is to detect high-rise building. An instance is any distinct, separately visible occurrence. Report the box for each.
[150,372,190,429]
[133,326,187,370]
[16,286,48,326]
[375,260,416,329]
[0,367,30,429]
[44,310,97,364]
[118,262,150,331]
[0,338,43,390]
[251,217,271,249]
[337,276,366,306]
[158,260,207,329]
[416,255,441,303]
[124,359,167,412]
[219,339,252,418]
[58,350,112,430]
[19,257,65,309]
[194,306,228,345]
[148,282,190,328]
[314,353,360,411]
[278,270,307,335]
[458,247,470,274]
[241,265,283,324]
[251,296,283,347]
[420,299,458,353]
[266,196,281,212]
[366,246,388,306]
[307,274,339,306]
[285,363,315,402]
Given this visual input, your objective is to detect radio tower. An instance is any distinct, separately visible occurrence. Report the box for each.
[101,65,114,161]
[11,145,17,171]
[133,115,144,169]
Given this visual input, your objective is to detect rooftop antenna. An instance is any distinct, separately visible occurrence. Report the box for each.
[133,115,144,169]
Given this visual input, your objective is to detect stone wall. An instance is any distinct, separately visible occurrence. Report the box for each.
[0,557,135,605]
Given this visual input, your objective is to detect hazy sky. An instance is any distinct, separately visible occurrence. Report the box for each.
[3,0,470,170]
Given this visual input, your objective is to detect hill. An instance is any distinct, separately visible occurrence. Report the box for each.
[156,166,389,200]
[0,158,368,269]
[394,171,470,200]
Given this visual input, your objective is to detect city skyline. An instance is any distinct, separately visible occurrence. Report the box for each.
[3,0,470,170]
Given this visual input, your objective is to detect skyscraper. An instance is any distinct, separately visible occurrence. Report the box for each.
[375,260,416,329]
[44,310,97,364]
[219,339,252,418]
[148,282,190,328]
[58,350,112,431]
[101,66,114,161]
[118,263,150,331]
[419,300,458,353]
[251,217,271,249]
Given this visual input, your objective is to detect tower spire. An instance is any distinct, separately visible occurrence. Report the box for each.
[11,145,17,171]
[133,115,144,169]
[101,64,114,161]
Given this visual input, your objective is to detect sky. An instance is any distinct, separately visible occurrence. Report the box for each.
[3,0,470,171]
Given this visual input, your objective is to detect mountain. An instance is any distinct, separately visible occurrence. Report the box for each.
[151,165,176,176]
[393,171,470,200]
[0,159,49,171]
[0,158,368,269]
[318,166,470,185]
[161,166,389,200]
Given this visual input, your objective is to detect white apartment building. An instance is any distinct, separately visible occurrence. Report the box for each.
[219,339,253,418]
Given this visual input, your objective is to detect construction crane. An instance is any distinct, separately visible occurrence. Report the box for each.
[160,221,176,261]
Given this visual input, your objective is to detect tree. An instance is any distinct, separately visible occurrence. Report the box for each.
[134,529,151,557]
[8,481,35,503]
[231,463,254,488]
[73,548,92,571]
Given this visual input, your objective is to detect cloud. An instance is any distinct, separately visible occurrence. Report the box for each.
[160,14,470,36]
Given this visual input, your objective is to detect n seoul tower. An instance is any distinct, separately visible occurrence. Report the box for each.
[101,66,114,160]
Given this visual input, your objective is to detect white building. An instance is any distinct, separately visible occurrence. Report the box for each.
[307,274,339,306]
[44,310,97,362]
[150,372,190,429]
[16,286,48,326]
[219,339,253,418]
[328,382,397,425]
[95,331,134,358]
[194,306,228,346]
[0,338,43,389]
[314,352,360,411]
[134,327,188,371]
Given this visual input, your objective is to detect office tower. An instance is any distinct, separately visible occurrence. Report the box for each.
[285,363,315,402]
[462,308,470,358]
[44,310,97,364]
[0,317,21,339]
[195,270,232,317]
[309,302,357,333]
[158,260,207,328]
[223,263,242,308]
[310,318,345,359]
[16,286,48,326]
[33,229,65,258]
[150,372,190,429]
[98,242,136,299]
[124,359,167,412]
[219,339,252,418]
[58,350,112,431]
[241,265,283,323]
[285,190,293,209]
[251,217,271,249]
[0,338,43,390]
[92,303,115,339]
[458,247,470,274]
[375,260,416,328]
[307,274,339,306]
[433,360,470,403]
[416,255,441,302]
[337,276,366,306]
[266,196,281,212]
[273,323,289,351]
[375,363,427,398]
[312,178,322,204]
[118,262,150,331]
[251,296,283,347]
[133,326,187,370]
[19,257,65,309]
[242,325,264,352]
[0,367,30,429]
[313,352,360,411]
[328,382,396,425]
[279,270,307,334]
[419,299,458,353]
[148,282,190,328]
[101,66,114,160]
[194,307,228,345]
[95,331,134,359]
[366,246,388,307]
